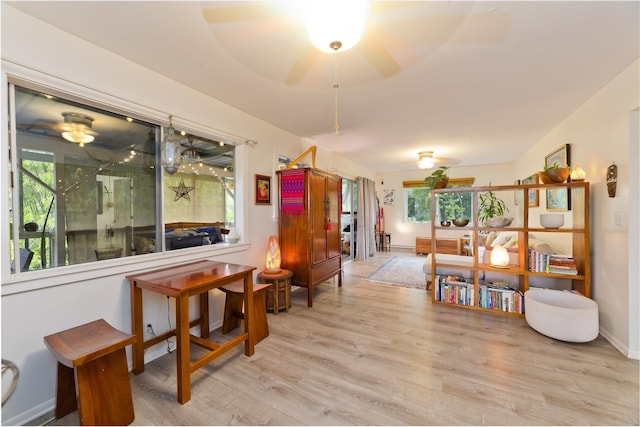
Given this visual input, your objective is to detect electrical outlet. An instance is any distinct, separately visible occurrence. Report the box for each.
[615,211,624,226]
[146,324,154,336]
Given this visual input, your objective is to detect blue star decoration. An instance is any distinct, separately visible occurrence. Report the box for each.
[170,178,194,201]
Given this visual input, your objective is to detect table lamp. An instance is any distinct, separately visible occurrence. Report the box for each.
[490,245,510,268]
[265,235,281,274]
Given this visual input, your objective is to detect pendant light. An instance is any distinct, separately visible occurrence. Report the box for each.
[161,115,182,175]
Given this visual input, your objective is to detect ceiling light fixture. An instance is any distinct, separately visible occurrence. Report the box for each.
[307,0,369,135]
[307,0,369,53]
[59,112,96,147]
[182,138,200,164]
[417,151,435,169]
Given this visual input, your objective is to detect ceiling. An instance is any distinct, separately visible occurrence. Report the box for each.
[6,1,639,173]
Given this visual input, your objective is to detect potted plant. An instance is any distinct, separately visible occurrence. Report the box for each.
[539,162,570,184]
[478,187,512,227]
[424,166,449,194]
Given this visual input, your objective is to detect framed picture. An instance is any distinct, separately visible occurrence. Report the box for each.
[545,143,571,210]
[545,143,571,169]
[255,174,271,205]
[546,187,568,211]
[522,174,539,207]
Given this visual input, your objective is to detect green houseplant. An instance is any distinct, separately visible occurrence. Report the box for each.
[424,166,449,194]
[478,187,512,227]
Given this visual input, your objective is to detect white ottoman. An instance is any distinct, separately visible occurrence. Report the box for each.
[525,288,599,343]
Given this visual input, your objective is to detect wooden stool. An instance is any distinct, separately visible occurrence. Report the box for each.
[220,282,271,343]
[258,269,293,315]
[43,319,136,425]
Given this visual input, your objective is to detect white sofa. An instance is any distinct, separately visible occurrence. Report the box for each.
[423,231,553,285]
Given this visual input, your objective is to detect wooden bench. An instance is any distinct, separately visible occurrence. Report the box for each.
[415,236,459,255]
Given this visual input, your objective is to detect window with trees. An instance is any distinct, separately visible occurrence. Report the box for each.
[8,82,235,274]
[404,178,474,223]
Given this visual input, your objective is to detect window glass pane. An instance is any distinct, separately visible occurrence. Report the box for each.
[163,132,235,250]
[405,181,473,223]
[11,84,158,270]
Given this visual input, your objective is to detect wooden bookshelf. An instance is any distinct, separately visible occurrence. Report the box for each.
[429,181,590,317]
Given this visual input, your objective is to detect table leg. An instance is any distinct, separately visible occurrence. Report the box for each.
[175,295,191,404]
[130,283,145,374]
[199,292,209,338]
[272,279,279,315]
[243,274,255,356]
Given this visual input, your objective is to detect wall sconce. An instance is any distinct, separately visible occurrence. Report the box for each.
[570,166,586,181]
[161,115,182,175]
[265,235,281,274]
[606,162,617,198]
[490,245,510,268]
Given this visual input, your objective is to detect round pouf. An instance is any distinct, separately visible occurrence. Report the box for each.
[525,288,599,343]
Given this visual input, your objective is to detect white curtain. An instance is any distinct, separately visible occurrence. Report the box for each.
[356,177,377,260]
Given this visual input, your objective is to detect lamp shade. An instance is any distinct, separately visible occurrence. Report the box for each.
[62,130,94,145]
[161,125,182,175]
[307,0,369,53]
[265,235,281,274]
[490,245,510,268]
[417,151,435,169]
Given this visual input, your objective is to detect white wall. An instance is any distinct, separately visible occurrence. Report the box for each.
[514,59,639,359]
[0,6,374,424]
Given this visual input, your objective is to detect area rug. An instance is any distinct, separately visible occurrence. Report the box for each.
[366,256,426,289]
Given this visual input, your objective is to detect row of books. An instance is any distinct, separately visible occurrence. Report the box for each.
[434,276,524,314]
[478,282,524,314]
[528,249,578,275]
[434,275,474,306]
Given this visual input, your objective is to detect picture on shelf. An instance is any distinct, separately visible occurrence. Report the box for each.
[522,174,539,207]
[545,143,571,210]
[546,187,568,211]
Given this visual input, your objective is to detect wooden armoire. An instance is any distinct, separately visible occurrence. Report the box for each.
[276,168,342,307]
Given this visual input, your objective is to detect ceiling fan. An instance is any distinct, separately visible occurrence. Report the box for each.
[18,111,99,147]
[417,150,458,169]
[201,1,510,85]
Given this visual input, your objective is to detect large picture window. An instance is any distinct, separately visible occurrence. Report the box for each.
[404,178,474,223]
[8,82,235,273]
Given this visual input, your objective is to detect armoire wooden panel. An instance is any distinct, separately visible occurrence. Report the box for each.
[277,168,342,307]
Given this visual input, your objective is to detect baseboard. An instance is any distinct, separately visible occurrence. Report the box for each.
[5,398,54,426]
[599,327,638,360]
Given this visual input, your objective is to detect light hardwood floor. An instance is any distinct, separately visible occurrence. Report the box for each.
[46,250,639,426]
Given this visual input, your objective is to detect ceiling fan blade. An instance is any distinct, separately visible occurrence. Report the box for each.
[285,47,319,86]
[202,5,286,24]
[358,36,401,78]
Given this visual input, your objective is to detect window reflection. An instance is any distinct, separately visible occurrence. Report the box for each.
[9,83,236,273]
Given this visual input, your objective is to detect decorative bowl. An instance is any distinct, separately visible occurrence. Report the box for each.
[546,167,570,183]
[538,171,554,184]
[227,237,240,244]
[440,220,451,227]
[540,213,564,229]
[484,216,514,228]
[24,222,38,232]
[452,218,469,227]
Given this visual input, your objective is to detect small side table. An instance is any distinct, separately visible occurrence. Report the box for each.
[258,269,293,315]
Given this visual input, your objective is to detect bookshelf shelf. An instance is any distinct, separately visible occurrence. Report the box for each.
[430,181,590,317]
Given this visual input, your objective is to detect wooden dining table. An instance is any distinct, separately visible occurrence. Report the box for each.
[126,260,257,404]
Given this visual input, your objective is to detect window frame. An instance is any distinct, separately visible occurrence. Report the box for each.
[403,177,475,223]
[2,62,249,291]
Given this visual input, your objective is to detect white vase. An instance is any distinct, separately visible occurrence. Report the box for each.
[227,227,240,243]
